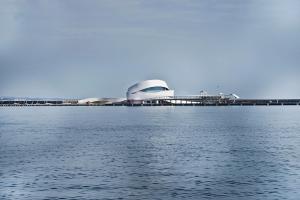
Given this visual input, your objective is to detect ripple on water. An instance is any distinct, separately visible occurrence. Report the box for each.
[0,107,300,200]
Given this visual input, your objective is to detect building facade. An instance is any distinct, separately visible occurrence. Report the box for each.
[126,79,174,101]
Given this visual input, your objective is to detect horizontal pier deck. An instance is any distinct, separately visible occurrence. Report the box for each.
[1,98,300,106]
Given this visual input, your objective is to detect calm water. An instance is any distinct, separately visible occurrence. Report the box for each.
[0,107,300,200]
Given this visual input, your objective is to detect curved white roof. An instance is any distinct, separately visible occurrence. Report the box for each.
[127,79,169,94]
[127,79,174,100]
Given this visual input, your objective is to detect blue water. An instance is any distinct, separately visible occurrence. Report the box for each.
[0,107,300,200]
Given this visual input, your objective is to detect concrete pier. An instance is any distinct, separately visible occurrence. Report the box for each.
[1,98,300,106]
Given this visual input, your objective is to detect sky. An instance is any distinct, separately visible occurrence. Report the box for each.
[1,0,300,99]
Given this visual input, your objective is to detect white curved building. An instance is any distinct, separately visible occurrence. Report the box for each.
[127,79,174,101]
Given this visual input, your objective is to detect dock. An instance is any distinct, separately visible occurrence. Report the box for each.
[1,97,300,106]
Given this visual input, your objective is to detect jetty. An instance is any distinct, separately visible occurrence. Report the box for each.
[1,97,300,106]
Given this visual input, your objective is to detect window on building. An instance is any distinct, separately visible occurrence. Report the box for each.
[140,87,169,93]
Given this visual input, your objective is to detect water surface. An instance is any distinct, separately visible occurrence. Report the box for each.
[0,107,300,199]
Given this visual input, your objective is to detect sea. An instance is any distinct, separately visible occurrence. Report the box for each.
[0,106,300,200]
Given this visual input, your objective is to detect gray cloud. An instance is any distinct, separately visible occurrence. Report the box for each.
[1,0,300,98]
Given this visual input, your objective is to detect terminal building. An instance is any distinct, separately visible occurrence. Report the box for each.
[78,79,174,105]
[77,79,239,105]
[126,79,174,101]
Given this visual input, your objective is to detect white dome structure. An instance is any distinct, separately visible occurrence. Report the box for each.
[127,79,174,101]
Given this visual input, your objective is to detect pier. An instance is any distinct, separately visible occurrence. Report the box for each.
[1,97,300,106]
[125,97,300,106]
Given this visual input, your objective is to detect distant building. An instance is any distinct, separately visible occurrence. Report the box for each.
[78,98,126,105]
[126,79,174,101]
[77,79,238,105]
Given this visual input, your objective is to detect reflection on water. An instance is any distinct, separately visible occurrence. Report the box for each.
[0,107,300,199]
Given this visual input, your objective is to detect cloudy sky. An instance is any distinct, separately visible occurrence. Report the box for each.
[1,0,300,98]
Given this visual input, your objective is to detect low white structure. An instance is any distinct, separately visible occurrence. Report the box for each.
[78,98,100,104]
[127,79,174,101]
[78,98,126,105]
[225,94,240,99]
